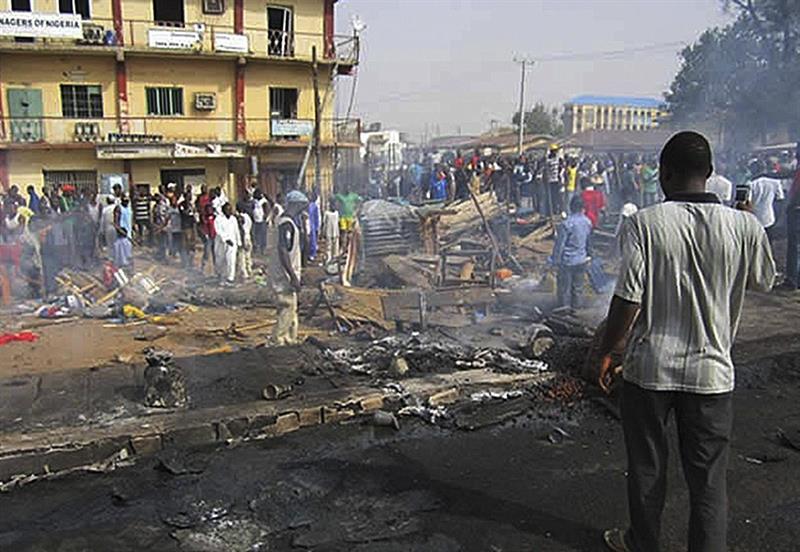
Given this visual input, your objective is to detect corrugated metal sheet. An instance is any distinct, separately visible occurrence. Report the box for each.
[359,200,421,258]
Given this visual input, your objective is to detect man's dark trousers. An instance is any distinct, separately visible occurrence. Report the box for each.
[622,381,733,552]
[556,263,586,309]
[786,207,800,288]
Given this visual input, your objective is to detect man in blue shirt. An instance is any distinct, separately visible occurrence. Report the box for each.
[552,195,592,309]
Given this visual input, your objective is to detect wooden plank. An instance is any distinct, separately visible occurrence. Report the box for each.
[381,286,495,314]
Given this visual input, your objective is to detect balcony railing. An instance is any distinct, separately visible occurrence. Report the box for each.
[0,116,360,146]
[0,17,360,65]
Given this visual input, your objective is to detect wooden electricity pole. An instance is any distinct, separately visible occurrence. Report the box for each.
[312,46,322,194]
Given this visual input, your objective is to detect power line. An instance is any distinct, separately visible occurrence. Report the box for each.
[353,40,686,107]
[532,40,687,62]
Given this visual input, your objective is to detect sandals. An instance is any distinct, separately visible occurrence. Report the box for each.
[603,528,632,552]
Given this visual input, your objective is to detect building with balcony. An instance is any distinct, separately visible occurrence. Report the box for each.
[562,95,666,135]
[0,0,359,201]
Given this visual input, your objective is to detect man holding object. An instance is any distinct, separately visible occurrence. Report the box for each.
[597,131,775,552]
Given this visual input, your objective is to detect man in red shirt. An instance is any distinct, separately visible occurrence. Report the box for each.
[581,176,606,228]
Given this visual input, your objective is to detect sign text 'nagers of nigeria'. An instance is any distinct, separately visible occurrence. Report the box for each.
[0,12,83,39]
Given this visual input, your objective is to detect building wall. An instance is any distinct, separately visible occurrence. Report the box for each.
[565,103,664,134]
[118,0,325,32]
[20,0,114,19]
[129,158,233,195]
[6,149,123,190]
[1,53,119,126]
[126,56,236,140]
[245,63,333,142]
[0,0,343,198]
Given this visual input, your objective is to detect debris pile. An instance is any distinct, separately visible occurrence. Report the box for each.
[323,333,548,377]
[143,348,187,408]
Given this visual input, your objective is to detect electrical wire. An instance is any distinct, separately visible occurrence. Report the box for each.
[354,40,686,107]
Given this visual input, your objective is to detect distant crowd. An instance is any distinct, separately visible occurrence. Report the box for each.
[0,179,366,306]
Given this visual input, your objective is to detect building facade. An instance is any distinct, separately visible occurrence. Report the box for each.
[563,95,665,135]
[0,0,359,201]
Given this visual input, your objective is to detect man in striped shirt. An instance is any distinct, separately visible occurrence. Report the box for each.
[597,131,776,552]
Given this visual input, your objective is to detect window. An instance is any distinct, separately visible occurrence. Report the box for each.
[202,0,224,15]
[59,0,91,19]
[153,0,184,25]
[11,0,32,11]
[146,87,184,116]
[44,170,98,197]
[270,87,298,119]
[267,6,294,56]
[61,84,103,118]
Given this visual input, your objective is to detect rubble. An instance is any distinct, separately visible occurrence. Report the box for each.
[372,411,401,430]
[322,333,548,378]
[143,348,187,409]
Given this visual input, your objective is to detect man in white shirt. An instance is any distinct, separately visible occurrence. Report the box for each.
[251,189,269,255]
[268,191,307,345]
[596,132,775,552]
[213,202,240,284]
[322,197,341,264]
[237,206,253,280]
[748,168,785,237]
[705,171,733,205]
[211,187,228,217]
[100,196,118,254]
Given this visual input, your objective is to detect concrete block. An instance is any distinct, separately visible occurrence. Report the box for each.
[162,424,216,449]
[215,422,233,442]
[428,388,459,406]
[321,406,355,424]
[247,414,278,437]
[225,417,250,438]
[298,407,322,428]
[359,395,385,412]
[130,435,162,456]
[38,436,130,475]
[263,412,300,437]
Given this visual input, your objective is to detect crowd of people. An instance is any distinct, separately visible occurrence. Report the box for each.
[0,141,796,318]
[381,143,798,309]
[0,178,370,343]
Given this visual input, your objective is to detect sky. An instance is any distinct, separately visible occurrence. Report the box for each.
[334,0,733,139]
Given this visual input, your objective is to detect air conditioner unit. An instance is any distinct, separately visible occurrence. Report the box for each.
[74,122,101,142]
[81,23,105,45]
[194,92,217,111]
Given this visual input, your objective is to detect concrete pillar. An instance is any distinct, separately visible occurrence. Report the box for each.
[0,150,8,192]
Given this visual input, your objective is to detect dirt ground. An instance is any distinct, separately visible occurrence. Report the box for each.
[0,331,798,552]
[0,253,332,377]
[1,242,800,551]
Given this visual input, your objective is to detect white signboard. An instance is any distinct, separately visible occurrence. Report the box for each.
[0,11,82,38]
[214,32,248,54]
[148,28,200,50]
[271,119,313,137]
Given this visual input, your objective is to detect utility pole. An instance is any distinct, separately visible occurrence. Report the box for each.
[513,56,534,155]
[312,46,322,194]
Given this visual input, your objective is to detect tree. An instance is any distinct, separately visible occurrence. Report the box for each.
[512,102,564,137]
[667,1,800,146]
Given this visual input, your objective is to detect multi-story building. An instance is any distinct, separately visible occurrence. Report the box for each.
[563,95,665,135]
[0,0,359,201]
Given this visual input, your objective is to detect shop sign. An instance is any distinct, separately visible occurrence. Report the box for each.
[214,32,248,54]
[175,143,244,158]
[0,11,82,39]
[148,28,201,50]
[107,133,164,143]
[271,119,313,137]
